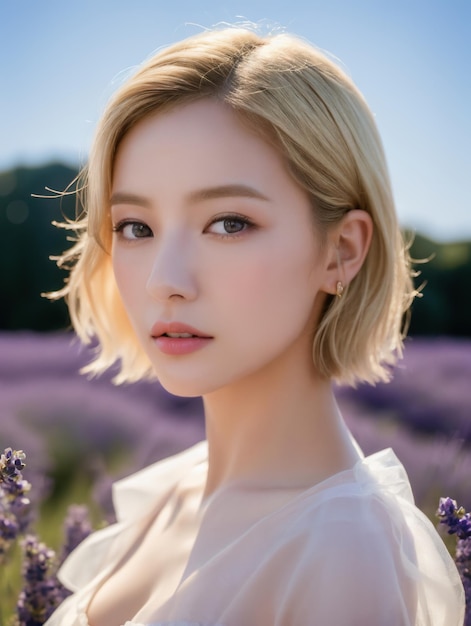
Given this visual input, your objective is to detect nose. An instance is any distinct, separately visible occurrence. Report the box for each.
[146,231,197,302]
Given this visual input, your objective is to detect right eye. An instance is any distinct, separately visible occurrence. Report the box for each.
[113,220,153,240]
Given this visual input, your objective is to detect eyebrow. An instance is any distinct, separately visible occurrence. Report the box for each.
[186,184,270,203]
[110,184,270,207]
[110,192,151,207]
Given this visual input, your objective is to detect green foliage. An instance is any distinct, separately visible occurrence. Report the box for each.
[407,232,471,336]
[0,163,470,335]
[0,163,77,331]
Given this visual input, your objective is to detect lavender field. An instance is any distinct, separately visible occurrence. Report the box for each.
[1,331,470,526]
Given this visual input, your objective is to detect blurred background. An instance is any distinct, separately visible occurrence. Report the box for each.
[0,0,470,552]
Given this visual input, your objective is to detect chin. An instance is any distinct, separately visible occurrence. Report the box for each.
[156,375,209,399]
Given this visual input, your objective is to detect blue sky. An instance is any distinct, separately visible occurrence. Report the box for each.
[1,0,470,241]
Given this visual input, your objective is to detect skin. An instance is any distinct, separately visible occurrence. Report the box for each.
[89,98,373,623]
[110,97,372,494]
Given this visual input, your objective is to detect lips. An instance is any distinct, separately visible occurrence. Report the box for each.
[151,322,213,356]
[151,321,212,339]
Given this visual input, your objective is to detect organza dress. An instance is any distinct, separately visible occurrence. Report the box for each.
[44,440,464,626]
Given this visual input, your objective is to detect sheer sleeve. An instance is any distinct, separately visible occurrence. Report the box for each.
[277,492,464,626]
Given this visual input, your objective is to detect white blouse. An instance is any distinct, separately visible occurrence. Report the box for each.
[44,441,464,626]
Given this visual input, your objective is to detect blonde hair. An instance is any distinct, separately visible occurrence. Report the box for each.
[52,27,415,386]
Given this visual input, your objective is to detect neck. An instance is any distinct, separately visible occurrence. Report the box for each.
[201,350,361,499]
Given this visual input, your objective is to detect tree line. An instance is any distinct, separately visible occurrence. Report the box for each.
[0,163,470,336]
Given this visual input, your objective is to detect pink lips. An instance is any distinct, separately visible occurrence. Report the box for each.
[151,322,213,355]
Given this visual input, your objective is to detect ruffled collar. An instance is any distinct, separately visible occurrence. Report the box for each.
[111,441,414,528]
[113,441,208,524]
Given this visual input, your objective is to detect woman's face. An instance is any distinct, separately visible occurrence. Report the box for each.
[111,99,331,397]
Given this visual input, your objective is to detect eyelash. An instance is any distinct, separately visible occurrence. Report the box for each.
[206,213,256,239]
[112,214,256,241]
[112,220,153,240]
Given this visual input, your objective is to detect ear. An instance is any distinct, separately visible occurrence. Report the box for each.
[321,210,373,295]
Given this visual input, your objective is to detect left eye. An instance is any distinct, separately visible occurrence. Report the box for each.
[207,216,251,236]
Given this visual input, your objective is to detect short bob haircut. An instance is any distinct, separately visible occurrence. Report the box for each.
[52,27,415,387]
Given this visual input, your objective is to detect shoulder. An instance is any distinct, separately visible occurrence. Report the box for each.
[281,450,414,554]
[281,479,413,579]
[273,456,464,625]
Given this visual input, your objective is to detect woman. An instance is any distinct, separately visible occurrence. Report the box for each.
[45,27,464,626]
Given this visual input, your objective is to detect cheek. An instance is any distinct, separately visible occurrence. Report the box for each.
[112,252,144,307]
[112,255,128,294]
[218,239,320,327]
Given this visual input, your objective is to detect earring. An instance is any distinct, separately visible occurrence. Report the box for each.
[336,281,344,298]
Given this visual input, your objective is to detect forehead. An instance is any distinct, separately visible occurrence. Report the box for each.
[111,99,291,197]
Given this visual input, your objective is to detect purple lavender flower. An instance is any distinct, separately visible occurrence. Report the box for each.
[437,497,463,534]
[0,448,26,480]
[16,534,65,626]
[437,497,471,625]
[437,496,471,540]
[0,444,98,624]
[0,512,20,558]
[437,496,460,518]
[0,448,32,561]
[456,541,471,626]
[60,504,92,564]
[0,449,30,505]
[0,512,19,540]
